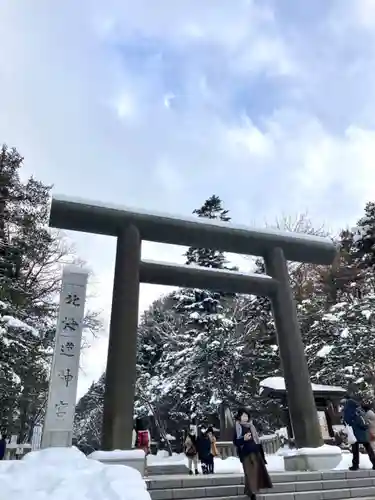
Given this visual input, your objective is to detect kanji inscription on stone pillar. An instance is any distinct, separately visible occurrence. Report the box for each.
[41,265,88,448]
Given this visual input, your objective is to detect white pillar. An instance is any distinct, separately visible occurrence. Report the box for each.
[41,265,89,448]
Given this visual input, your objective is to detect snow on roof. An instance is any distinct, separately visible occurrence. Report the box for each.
[259,376,346,394]
[142,259,272,279]
[63,264,90,275]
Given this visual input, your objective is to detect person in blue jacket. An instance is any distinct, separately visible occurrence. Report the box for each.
[343,398,375,470]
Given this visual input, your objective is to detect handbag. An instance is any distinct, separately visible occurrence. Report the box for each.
[345,425,357,445]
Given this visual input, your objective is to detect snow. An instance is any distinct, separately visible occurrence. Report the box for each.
[362,309,372,320]
[147,451,285,474]
[1,315,39,336]
[316,345,333,357]
[63,264,90,275]
[340,328,349,338]
[53,194,334,248]
[322,313,339,322]
[142,259,273,280]
[259,376,346,394]
[0,447,150,500]
[89,449,146,461]
[335,450,374,470]
[283,444,341,457]
[146,446,375,474]
[275,427,289,439]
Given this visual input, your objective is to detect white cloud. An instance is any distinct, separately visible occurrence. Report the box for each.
[1,0,375,395]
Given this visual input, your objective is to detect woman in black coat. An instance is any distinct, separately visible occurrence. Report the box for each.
[0,434,6,461]
[196,426,212,474]
[233,409,272,500]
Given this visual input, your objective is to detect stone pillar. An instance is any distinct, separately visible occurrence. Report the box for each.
[102,225,141,450]
[42,265,89,448]
[264,247,323,448]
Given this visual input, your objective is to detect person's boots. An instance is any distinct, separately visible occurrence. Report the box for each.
[195,469,199,475]
[189,470,193,475]
[349,465,359,471]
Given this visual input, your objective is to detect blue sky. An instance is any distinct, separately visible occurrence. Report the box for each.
[1,0,375,396]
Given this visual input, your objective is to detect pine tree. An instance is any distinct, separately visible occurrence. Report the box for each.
[312,203,375,396]
[164,195,246,418]
[74,375,105,454]
[0,144,101,440]
[352,202,375,270]
[184,195,230,269]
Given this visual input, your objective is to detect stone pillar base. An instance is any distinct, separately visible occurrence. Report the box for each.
[284,446,342,471]
[88,449,146,476]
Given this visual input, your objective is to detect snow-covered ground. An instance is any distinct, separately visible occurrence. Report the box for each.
[147,448,373,473]
[0,446,372,500]
[0,447,150,500]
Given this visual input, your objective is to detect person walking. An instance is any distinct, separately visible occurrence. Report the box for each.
[196,426,212,474]
[135,418,151,455]
[343,398,375,470]
[362,401,375,451]
[233,408,272,500]
[0,432,6,461]
[207,427,218,474]
[184,425,199,475]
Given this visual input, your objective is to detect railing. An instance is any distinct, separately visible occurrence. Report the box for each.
[217,434,281,458]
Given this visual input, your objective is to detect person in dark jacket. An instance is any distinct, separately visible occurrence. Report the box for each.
[233,408,272,500]
[196,426,212,474]
[0,433,6,460]
[343,398,375,470]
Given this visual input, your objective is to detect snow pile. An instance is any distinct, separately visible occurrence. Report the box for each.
[0,447,150,500]
[282,444,342,457]
[335,450,373,470]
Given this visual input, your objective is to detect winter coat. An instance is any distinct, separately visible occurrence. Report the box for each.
[234,422,261,460]
[365,409,375,441]
[184,435,198,458]
[210,435,219,457]
[343,399,370,443]
[196,434,212,460]
[0,438,6,460]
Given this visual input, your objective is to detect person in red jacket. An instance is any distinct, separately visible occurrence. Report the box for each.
[135,418,150,455]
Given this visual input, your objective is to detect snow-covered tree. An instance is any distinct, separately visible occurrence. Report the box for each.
[351,201,375,271]
[0,144,101,440]
[310,203,375,396]
[158,195,245,418]
[74,374,105,454]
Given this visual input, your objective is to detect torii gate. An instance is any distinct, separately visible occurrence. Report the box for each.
[49,195,337,451]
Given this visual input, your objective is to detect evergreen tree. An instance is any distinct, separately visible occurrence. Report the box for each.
[312,202,375,396]
[352,202,375,270]
[74,375,105,454]
[184,195,230,269]
[166,196,245,418]
[0,144,101,440]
